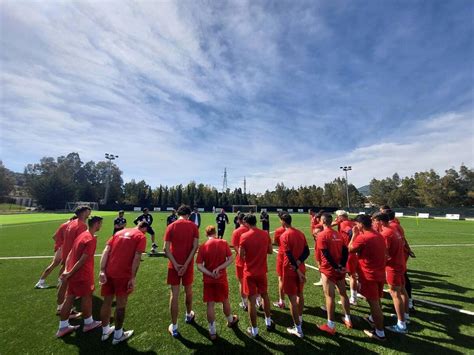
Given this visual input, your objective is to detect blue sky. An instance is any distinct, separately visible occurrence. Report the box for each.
[1,0,473,192]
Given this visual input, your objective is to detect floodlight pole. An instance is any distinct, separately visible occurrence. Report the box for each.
[104,153,119,205]
[340,166,352,209]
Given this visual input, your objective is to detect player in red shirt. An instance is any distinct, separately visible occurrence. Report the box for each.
[239,213,274,337]
[316,213,352,335]
[372,212,409,334]
[333,210,358,305]
[231,212,249,311]
[197,226,239,340]
[56,216,103,338]
[349,214,387,341]
[279,213,309,338]
[56,206,91,316]
[312,210,325,286]
[273,211,287,309]
[98,221,148,344]
[163,204,200,337]
[35,216,77,289]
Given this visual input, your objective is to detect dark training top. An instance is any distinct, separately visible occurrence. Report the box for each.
[167,214,178,226]
[216,213,229,226]
[134,213,153,226]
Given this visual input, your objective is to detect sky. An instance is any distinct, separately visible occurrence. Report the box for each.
[1,0,473,192]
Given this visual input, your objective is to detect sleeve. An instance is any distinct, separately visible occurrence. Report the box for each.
[298,243,310,263]
[83,239,95,256]
[225,242,232,257]
[351,235,365,252]
[225,214,229,223]
[316,233,327,251]
[215,215,219,223]
[340,246,349,266]
[282,236,298,268]
[136,235,147,254]
[123,218,127,224]
[163,225,172,242]
[149,215,153,225]
[196,245,204,264]
[106,236,114,247]
[133,216,139,225]
[113,218,119,225]
[231,231,238,248]
[193,225,199,239]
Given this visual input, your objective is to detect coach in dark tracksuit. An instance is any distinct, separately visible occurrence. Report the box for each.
[113,210,127,234]
[260,210,270,232]
[189,208,201,228]
[215,209,229,239]
[134,208,157,252]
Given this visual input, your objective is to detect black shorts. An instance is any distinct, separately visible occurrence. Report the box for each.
[146,226,155,235]
[217,225,226,236]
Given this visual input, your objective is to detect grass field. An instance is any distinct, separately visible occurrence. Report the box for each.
[0,212,473,354]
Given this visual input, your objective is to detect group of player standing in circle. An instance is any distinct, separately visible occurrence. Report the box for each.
[34,203,415,344]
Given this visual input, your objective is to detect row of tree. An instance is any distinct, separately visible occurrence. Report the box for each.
[368,166,474,207]
[1,153,472,209]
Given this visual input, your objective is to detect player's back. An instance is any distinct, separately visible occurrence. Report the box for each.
[240,228,271,276]
[62,219,87,259]
[165,219,199,265]
[198,239,231,283]
[282,227,307,272]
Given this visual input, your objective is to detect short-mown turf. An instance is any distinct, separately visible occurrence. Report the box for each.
[0,212,473,354]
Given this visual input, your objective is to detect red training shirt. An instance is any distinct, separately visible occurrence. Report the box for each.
[380,226,406,274]
[239,227,272,277]
[164,218,199,269]
[281,227,307,275]
[317,227,345,276]
[62,219,88,261]
[231,225,248,267]
[351,229,386,281]
[54,220,70,250]
[274,226,286,257]
[66,230,97,283]
[196,238,232,284]
[106,228,147,279]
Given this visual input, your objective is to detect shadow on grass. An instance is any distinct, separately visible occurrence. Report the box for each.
[61,295,157,355]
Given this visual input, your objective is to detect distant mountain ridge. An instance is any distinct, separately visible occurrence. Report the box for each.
[357,185,370,196]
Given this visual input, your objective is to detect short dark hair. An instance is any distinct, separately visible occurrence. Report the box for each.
[280,213,292,225]
[88,216,103,228]
[316,209,325,218]
[386,209,396,220]
[75,205,91,215]
[177,204,192,216]
[137,221,149,229]
[355,214,372,228]
[69,215,78,221]
[321,212,333,226]
[380,205,391,211]
[244,213,257,226]
[142,207,149,212]
[119,210,124,214]
[237,212,246,221]
[372,212,389,223]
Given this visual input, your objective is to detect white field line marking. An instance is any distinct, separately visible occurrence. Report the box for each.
[0,254,105,260]
[271,249,474,316]
[305,244,474,251]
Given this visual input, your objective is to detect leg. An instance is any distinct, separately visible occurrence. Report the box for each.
[322,275,336,322]
[114,295,129,330]
[350,273,358,301]
[297,292,304,317]
[100,295,114,327]
[81,294,93,319]
[184,284,193,314]
[367,299,384,331]
[207,302,216,324]
[261,292,272,318]
[335,278,351,316]
[59,295,76,321]
[401,286,409,314]
[288,294,300,326]
[151,234,156,245]
[170,285,180,325]
[222,298,232,318]
[389,285,404,322]
[57,278,68,307]
[40,252,61,280]
[278,276,285,303]
[247,294,258,327]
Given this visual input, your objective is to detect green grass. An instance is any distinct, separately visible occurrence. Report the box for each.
[0,203,28,213]
[0,213,473,354]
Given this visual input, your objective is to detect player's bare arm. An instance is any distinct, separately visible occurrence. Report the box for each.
[212,255,234,277]
[62,253,89,280]
[128,252,142,290]
[163,240,182,271]
[180,238,199,275]
[99,245,111,284]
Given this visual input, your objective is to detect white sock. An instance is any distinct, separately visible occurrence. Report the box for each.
[59,320,69,328]
[404,313,410,320]
[186,311,194,317]
[279,298,284,304]
[252,326,258,336]
[265,317,272,326]
[375,329,385,338]
[172,323,178,331]
[226,315,234,322]
[102,324,110,334]
[397,320,406,329]
[327,320,335,329]
[344,314,351,322]
[114,328,123,339]
[408,299,413,308]
[39,278,45,283]
[209,321,216,334]
[296,323,302,333]
[242,297,248,304]
[351,290,357,298]
[368,315,374,322]
[56,305,62,311]
[299,315,303,323]
[84,316,93,325]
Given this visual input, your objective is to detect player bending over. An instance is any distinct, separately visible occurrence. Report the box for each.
[56,216,103,337]
[35,216,77,289]
[163,205,199,337]
[99,221,148,344]
[349,214,387,341]
[373,212,409,334]
[279,213,309,338]
[316,213,352,335]
[197,226,239,340]
[231,212,250,311]
[239,214,275,337]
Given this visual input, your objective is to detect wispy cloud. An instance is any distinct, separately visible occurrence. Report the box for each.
[1,0,472,191]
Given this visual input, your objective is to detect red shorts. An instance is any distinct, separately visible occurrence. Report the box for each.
[167,266,194,286]
[101,277,132,297]
[282,273,304,295]
[346,254,359,274]
[359,279,384,301]
[386,270,405,287]
[67,280,94,297]
[235,265,244,280]
[203,281,229,302]
[321,270,346,284]
[276,254,283,277]
[243,274,267,296]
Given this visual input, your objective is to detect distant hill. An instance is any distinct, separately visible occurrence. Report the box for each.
[358,185,370,196]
